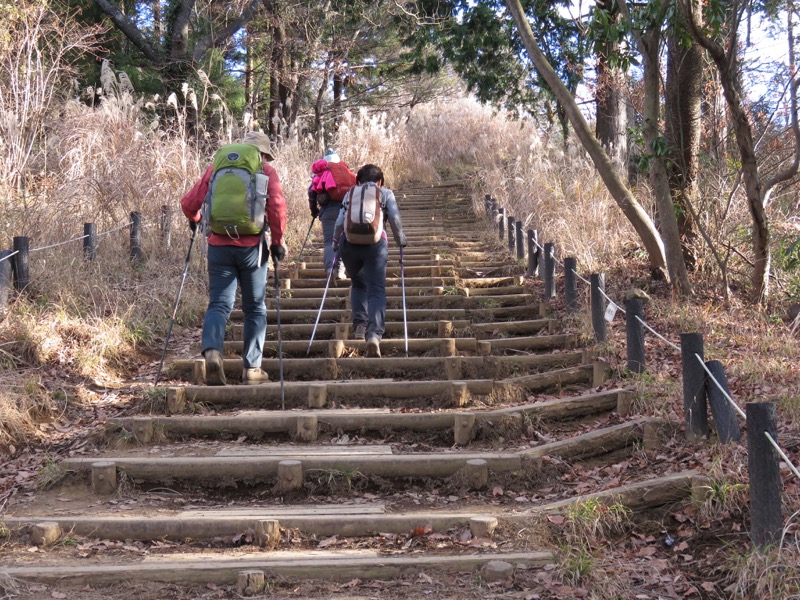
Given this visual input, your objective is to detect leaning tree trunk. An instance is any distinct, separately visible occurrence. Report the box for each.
[504,0,668,276]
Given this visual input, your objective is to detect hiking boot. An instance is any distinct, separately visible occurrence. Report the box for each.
[242,367,270,385]
[204,349,227,386]
[354,324,367,340]
[366,335,381,358]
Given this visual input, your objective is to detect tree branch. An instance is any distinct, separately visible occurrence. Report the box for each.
[191,0,266,63]
[93,0,163,67]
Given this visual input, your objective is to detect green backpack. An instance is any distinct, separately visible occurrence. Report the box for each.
[202,143,268,236]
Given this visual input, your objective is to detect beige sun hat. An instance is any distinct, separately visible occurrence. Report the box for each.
[241,131,276,161]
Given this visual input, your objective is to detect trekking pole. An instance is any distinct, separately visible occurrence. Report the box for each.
[400,246,408,357]
[272,256,286,410]
[295,216,316,263]
[307,250,340,354]
[154,227,198,386]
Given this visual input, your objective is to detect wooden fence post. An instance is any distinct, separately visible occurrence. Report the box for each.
[590,273,607,343]
[680,332,708,441]
[0,251,12,307]
[625,297,645,373]
[484,194,491,213]
[705,360,741,443]
[507,215,515,253]
[527,230,539,278]
[543,242,555,299]
[83,223,97,261]
[515,220,524,260]
[130,211,143,262]
[746,402,782,550]
[564,257,578,313]
[490,198,498,221]
[160,205,172,250]
[497,207,505,240]
[12,236,29,292]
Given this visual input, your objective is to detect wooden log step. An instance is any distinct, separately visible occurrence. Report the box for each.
[60,451,523,482]
[228,307,467,324]
[522,418,653,461]
[267,285,454,298]
[5,470,697,543]
[254,320,472,341]
[472,318,556,337]
[261,293,533,311]
[296,265,455,278]
[165,379,495,409]
[498,364,595,391]
[168,352,590,383]
[0,551,554,586]
[288,275,458,289]
[113,388,629,438]
[224,337,479,358]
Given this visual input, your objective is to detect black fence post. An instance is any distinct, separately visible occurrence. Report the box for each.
[515,221,524,260]
[160,205,172,250]
[526,230,538,278]
[680,332,709,441]
[490,199,498,221]
[590,273,607,343]
[484,194,491,213]
[0,251,12,307]
[625,297,646,373]
[705,360,741,443]
[746,402,782,550]
[498,207,505,240]
[507,216,515,253]
[564,257,578,313]
[130,211,143,262]
[83,223,97,261]
[543,242,556,299]
[12,236,29,292]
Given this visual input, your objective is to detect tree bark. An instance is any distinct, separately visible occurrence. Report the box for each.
[683,0,770,303]
[504,0,667,276]
[595,0,628,172]
[665,6,703,269]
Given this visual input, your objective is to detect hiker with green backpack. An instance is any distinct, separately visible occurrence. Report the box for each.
[181,131,287,385]
[333,164,407,358]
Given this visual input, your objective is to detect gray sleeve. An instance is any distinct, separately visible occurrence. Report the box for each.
[333,199,346,246]
[382,189,407,247]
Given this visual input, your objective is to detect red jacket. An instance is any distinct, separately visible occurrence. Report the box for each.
[181,161,287,246]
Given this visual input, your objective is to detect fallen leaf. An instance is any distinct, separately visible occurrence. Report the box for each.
[318,535,338,548]
[492,485,503,496]
[547,514,565,525]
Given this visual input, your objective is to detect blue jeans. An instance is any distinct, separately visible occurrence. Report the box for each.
[202,244,267,369]
[340,238,388,340]
[319,202,341,273]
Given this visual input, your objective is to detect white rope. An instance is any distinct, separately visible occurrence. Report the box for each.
[636,315,682,353]
[0,250,19,264]
[571,268,591,286]
[28,220,135,253]
[599,287,625,314]
[765,432,800,481]
[695,353,747,420]
[30,234,90,252]
[97,220,134,237]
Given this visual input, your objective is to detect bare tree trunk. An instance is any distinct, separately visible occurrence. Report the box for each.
[639,27,693,296]
[333,70,344,132]
[665,6,703,270]
[595,0,628,173]
[683,0,770,303]
[504,0,668,277]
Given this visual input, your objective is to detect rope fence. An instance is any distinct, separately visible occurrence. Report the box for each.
[1,208,175,306]
[483,193,800,551]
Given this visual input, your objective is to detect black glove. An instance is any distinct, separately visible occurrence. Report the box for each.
[270,244,285,262]
[189,219,198,232]
[310,204,319,219]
